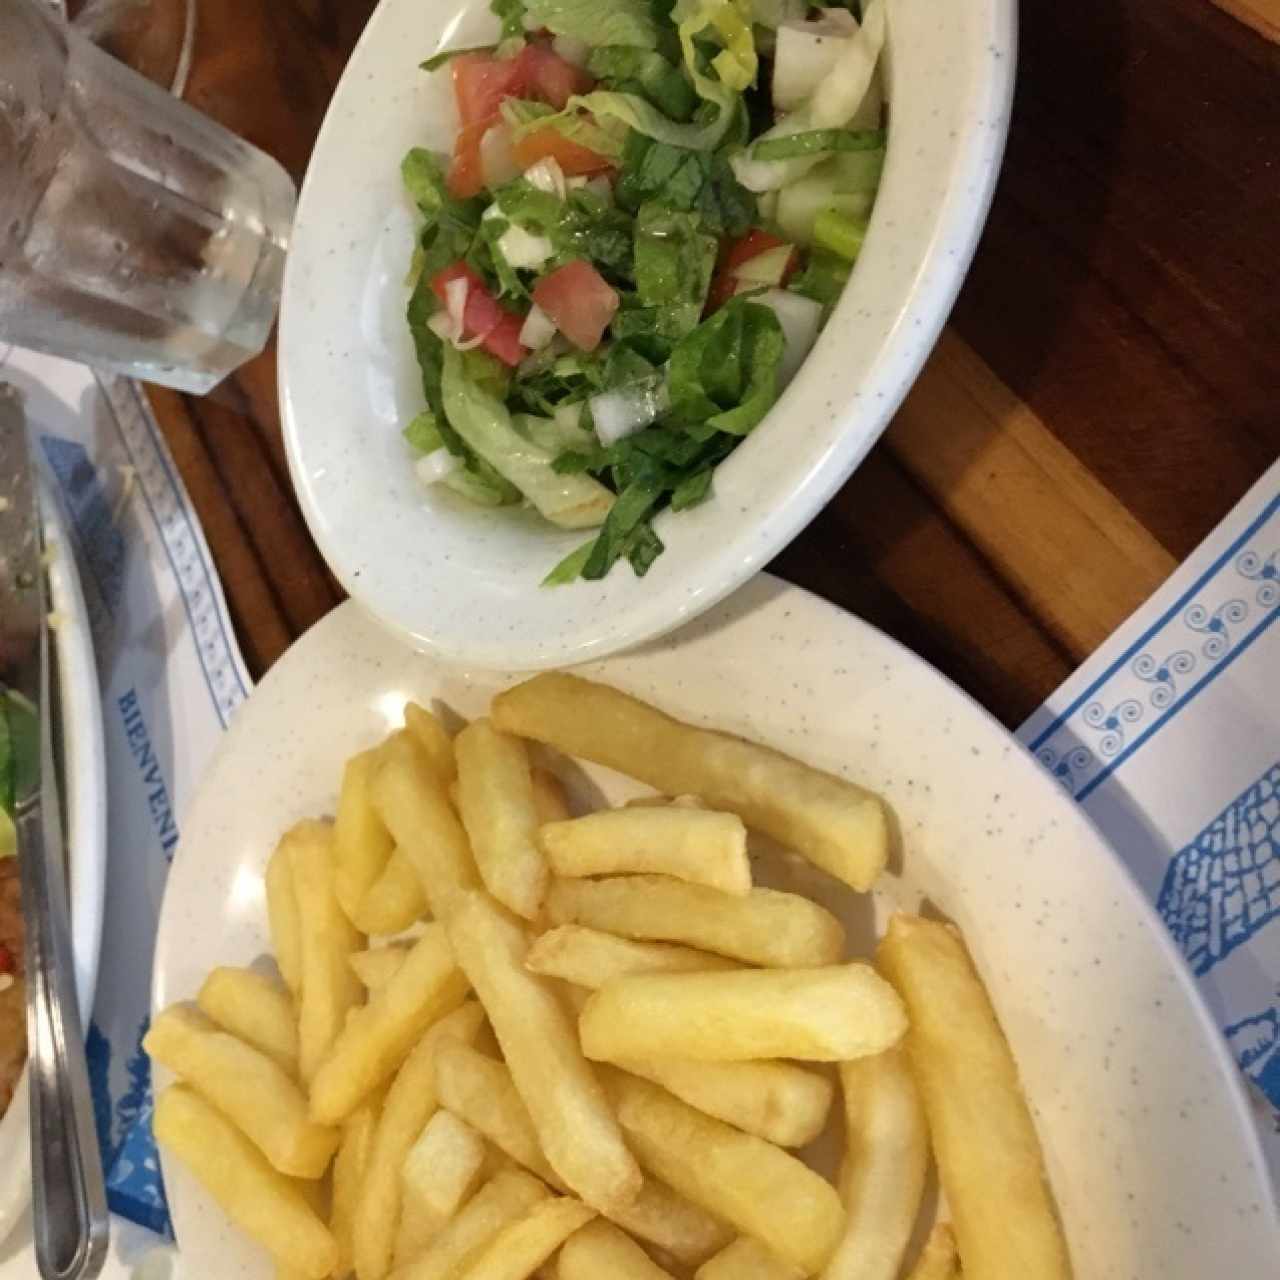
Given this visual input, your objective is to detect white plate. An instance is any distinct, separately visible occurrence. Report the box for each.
[279,0,1015,669]
[0,490,109,1246]
[154,579,1278,1278]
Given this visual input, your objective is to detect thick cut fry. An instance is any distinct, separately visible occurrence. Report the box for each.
[154,1086,338,1280]
[618,1057,833,1148]
[373,744,480,920]
[558,1220,677,1280]
[525,926,740,988]
[444,891,641,1214]
[290,821,365,1083]
[546,877,844,968]
[608,1072,845,1276]
[353,1002,486,1280]
[434,1032,727,1264]
[529,768,571,824]
[539,808,750,896]
[581,965,905,1062]
[455,719,547,921]
[695,1237,802,1280]
[354,851,431,935]
[389,1170,550,1280]
[144,1006,337,1178]
[491,674,888,891]
[349,945,411,992]
[904,1225,959,1280]
[403,1110,487,1226]
[877,915,1071,1280]
[405,703,457,781]
[454,1197,595,1280]
[334,749,397,924]
[266,832,304,997]
[196,967,299,1077]
[333,1094,383,1278]
[310,924,470,1125]
[822,1046,927,1280]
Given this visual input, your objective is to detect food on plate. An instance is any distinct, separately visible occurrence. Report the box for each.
[877,914,1073,1280]
[491,672,888,890]
[151,673,1071,1280]
[821,1045,926,1280]
[153,1085,338,1279]
[0,861,24,1117]
[196,966,300,1077]
[399,0,887,582]
[355,849,431,936]
[537,806,750,895]
[579,963,907,1061]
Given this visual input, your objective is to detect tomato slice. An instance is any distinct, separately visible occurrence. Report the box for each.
[451,52,527,128]
[532,260,619,352]
[431,263,528,367]
[512,127,612,177]
[516,43,595,110]
[707,228,801,312]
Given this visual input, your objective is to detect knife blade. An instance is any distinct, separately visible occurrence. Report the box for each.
[0,384,109,1280]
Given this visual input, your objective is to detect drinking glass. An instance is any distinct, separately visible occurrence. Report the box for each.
[0,0,295,393]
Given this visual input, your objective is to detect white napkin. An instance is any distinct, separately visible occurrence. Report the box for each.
[1019,457,1280,1190]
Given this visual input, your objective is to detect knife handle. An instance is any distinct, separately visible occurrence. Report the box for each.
[17,781,110,1278]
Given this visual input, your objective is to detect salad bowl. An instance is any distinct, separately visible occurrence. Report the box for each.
[280,0,1016,667]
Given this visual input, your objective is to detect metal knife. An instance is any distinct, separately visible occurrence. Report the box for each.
[0,384,109,1280]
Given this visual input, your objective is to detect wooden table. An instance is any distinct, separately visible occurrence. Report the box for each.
[145,0,1280,729]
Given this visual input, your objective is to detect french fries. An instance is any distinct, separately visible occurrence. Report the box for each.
[289,820,365,1083]
[903,1225,959,1280]
[821,1045,926,1280]
[354,851,430,936]
[557,1220,676,1280]
[310,924,470,1125]
[525,925,741,988]
[455,719,547,920]
[402,1110,487,1229]
[196,966,299,1077]
[405,702,457,781]
[608,1071,845,1275]
[452,1197,595,1280]
[434,1034,729,1265]
[372,740,479,919]
[539,807,750,896]
[332,1093,383,1277]
[144,1006,337,1178]
[334,749,396,924]
[695,1237,802,1280]
[580,965,905,1062]
[265,831,304,996]
[491,674,888,892]
[444,890,642,1214]
[349,944,410,992]
[154,1085,338,1279]
[617,1057,833,1148]
[529,768,571,824]
[353,1002,486,1280]
[389,1169,550,1280]
[546,877,844,968]
[877,915,1072,1280]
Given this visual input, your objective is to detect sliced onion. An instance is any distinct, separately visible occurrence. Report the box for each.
[552,34,590,66]
[590,377,670,446]
[480,124,521,190]
[519,303,558,350]
[415,448,461,485]
[430,278,488,350]
[752,287,823,388]
[498,222,555,270]
[523,157,567,199]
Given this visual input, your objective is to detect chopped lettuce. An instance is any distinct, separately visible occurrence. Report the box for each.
[751,127,884,162]
[586,46,697,120]
[789,248,851,310]
[521,0,658,48]
[614,132,756,237]
[632,203,717,339]
[500,99,629,160]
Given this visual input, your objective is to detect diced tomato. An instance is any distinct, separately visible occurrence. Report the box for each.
[512,127,612,177]
[706,228,802,312]
[447,120,490,198]
[452,52,526,128]
[431,263,529,367]
[705,270,742,314]
[532,260,619,352]
[516,43,595,110]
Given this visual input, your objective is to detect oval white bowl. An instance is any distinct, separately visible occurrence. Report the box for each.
[280,0,1016,668]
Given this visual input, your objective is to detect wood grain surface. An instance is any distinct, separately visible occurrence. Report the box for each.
[143,0,1280,728]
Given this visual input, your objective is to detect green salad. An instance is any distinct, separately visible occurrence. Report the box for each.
[402,0,886,582]
[0,691,36,858]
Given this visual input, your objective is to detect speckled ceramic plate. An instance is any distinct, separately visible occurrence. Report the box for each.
[0,489,108,1250]
[278,0,1015,669]
[153,577,1278,1277]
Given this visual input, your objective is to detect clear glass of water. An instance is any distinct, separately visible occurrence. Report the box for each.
[0,0,295,393]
